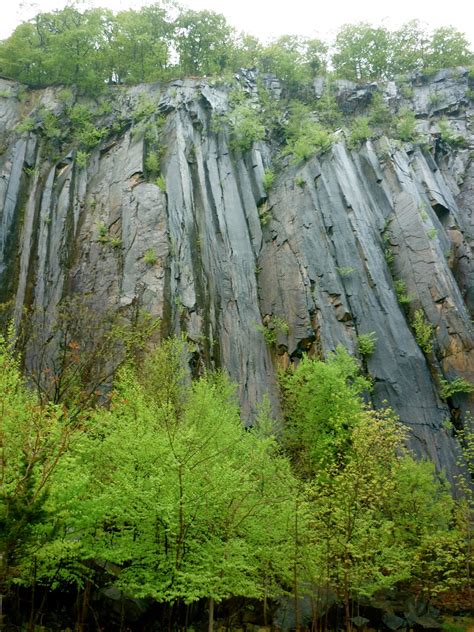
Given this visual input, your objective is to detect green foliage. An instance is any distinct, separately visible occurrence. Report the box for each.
[332,23,392,80]
[427,227,438,240]
[144,150,161,176]
[394,279,412,306]
[394,108,419,142]
[262,169,275,193]
[228,100,265,152]
[0,7,471,96]
[427,27,473,70]
[368,92,391,126]
[439,376,474,399]
[15,116,35,134]
[0,327,79,597]
[347,116,372,148]
[109,236,122,249]
[155,174,166,192]
[175,10,235,76]
[336,265,355,277]
[256,316,289,347]
[143,248,158,265]
[68,103,106,149]
[96,221,108,243]
[75,150,89,169]
[37,339,298,605]
[357,331,377,357]
[280,347,371,476]
[284,101,333,163]
[412,309,434,354]
[438,118,467,147]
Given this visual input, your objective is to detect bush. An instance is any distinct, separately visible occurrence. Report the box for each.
[156,174,166,192]
[256,316,289,347]
[16,116,35,133]
[412,309,434,354]
[357,331,377,357]
[284,101,333,163]
[76,150,89,169]
[395,108,419,142]
[438,118,467,147]
[145,151,161,176]
[262,169,275,193]
[439,376,474,399]
[395,280,412,306]
[348,116,372,148]
[143,248,158,265]
[229,101,265,152]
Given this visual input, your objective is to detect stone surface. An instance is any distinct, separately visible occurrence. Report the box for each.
[0,71,472,477]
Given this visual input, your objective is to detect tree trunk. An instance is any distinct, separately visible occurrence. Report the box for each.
[208,596,214,632]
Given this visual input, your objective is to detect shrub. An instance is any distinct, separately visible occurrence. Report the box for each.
[256,316,289,347]
[412,309,434,354]
[109,236,122,248]
[395,279,412,306]
[156,174,166,192]
[284,101,333,163]
[143,249,158,265]
[348,116,372,148]
[97,221,108,243]
[336,266,355,277]
[395,108,419,142]
[357,331,377,357]
[76,150,89,169]
[229,102,265,152]
[439,376,474,399]
[145,151,161,175]
[262,169,275,193]
[438,118,467,147]
[16,116,35,133]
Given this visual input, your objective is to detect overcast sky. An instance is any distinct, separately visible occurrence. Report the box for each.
[3,0,474,46]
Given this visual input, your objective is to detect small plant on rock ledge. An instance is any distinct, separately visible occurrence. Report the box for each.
[439,376,474,400]
[256,316,289,348]
[156,174,166,193]
[262,169,275,193]
[412,309,434,354]
[336,266,355,278]
[143,249,158,265]
[394,280,412,307]
[357,331,377,358]
[97,221,109,243]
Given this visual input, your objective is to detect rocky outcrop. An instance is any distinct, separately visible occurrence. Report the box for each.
[0,69,472,476]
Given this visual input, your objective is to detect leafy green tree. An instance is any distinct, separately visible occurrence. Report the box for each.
[36,339,297,628]
[391,20,429,75]
[112,3,174,84]
[175,10,236,76]
[427,27,473,70]
[0,6,114,93]
[0,327,79,620]
[257,35,328,95]
[280,346,371,477]
[332,23,391,81]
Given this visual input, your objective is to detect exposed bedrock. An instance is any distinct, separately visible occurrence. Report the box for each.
[0,70,472,476]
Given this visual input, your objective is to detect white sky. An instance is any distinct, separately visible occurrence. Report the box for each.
[3,0,474,46]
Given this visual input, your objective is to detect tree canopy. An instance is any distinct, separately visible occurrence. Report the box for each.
[0,4,471,93]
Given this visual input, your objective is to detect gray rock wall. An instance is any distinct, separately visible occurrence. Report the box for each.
[0,70,472,476]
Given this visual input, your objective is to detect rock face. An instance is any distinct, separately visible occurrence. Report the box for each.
[0,69,472,476]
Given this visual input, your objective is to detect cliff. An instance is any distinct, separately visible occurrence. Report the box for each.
[0,68,472,476]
